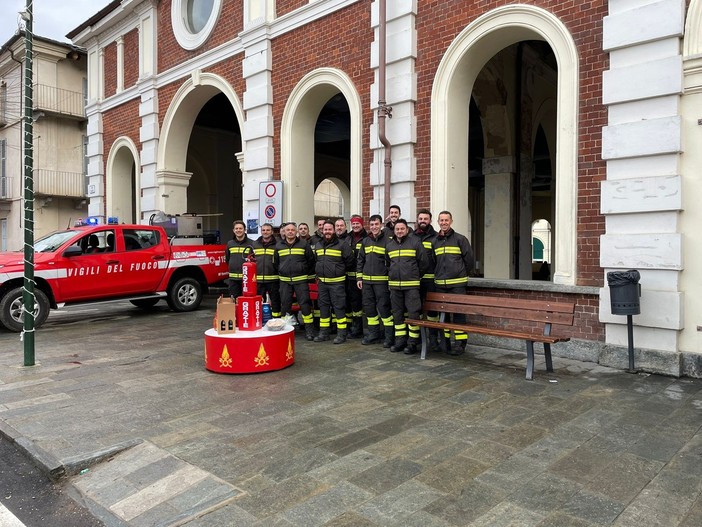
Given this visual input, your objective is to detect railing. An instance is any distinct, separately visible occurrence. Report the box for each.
[34,169,85,198]
[33,84,86,119]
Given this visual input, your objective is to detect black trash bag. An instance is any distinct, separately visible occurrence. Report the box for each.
[607,270,640,287]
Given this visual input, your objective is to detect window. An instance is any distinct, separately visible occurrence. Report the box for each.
[0,139,7,198]
[171,0,222,50]
[0,81,6,125]
[123,229,159,251]
[0,219,6,252]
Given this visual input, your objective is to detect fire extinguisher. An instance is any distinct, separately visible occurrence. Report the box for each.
[241,246,257,297]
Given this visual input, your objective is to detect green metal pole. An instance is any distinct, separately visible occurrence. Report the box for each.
[23,0,35,366]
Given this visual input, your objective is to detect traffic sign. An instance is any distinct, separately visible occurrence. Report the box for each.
[259,181,283,227]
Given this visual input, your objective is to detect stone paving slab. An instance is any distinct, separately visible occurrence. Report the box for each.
[72,441,242,527]
[1,296,702,526]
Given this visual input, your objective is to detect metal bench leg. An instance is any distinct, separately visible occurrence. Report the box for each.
[525,340,535,381]
[544,342,553,373]
[420,326,427,360]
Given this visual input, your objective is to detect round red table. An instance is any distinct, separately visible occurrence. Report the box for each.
[204,325,295,373]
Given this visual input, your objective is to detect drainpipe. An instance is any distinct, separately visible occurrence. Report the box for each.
[378,0,392,215]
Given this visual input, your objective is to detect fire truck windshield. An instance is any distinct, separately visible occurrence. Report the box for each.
[34,231,81,253]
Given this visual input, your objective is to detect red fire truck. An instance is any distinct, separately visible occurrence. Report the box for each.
[0,223,227,332]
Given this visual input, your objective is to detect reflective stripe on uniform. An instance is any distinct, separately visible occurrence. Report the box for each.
[388,249,417,258]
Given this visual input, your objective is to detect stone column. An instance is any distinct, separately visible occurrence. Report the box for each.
[482,156,514,279]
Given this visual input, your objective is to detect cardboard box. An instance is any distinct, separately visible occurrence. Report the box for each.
[214,296,236,334]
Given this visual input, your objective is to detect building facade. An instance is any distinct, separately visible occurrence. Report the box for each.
[67,0,702,376]
[0,34,88,251]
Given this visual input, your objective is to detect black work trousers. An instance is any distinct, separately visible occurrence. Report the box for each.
[346,279,363,317]
[318,281,347,329]
[280,281,313,325]
[390,288,422,340]
[257,281,281,316]
[361,282,393,327]
[436,285,468,341]
[228,279,242,299]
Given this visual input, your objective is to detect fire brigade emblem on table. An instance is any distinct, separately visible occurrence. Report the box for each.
[204,245,295,374]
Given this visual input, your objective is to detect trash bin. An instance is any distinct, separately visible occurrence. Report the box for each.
[607,270,640,315]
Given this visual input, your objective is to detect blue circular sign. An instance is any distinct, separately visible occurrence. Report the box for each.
[265,205,276,219]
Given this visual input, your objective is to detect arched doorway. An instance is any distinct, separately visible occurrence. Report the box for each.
[431,5,578,285]
[281,68,362,226]
[158,73,243,239]
[106,137,139,223]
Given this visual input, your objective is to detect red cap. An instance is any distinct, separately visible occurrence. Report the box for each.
[350,215,364,226]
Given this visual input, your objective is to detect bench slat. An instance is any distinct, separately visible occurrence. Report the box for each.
[423,301,575,326]
[428,292,575,314]
[406,319,569,344]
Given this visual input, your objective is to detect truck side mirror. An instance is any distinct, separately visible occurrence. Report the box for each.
[63,246,83,257]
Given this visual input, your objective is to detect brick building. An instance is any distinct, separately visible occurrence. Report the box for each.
[68,0,702,376]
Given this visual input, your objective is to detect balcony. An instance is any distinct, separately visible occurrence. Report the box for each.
[34,169,85,198]
[33,84,86,121]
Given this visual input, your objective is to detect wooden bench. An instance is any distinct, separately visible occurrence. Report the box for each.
[406,292,576,380]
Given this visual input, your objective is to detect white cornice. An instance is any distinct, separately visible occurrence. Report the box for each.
[88,0,360,114]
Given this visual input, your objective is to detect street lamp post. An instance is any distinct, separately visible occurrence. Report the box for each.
[22,0,35,366]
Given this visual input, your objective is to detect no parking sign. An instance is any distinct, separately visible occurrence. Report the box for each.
[259,181,283,227]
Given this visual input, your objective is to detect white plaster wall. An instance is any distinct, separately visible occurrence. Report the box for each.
[679,59,702,353]
[600,0,686,356]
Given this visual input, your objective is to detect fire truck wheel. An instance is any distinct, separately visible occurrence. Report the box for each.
[130,298,160,309]
[166,277,202,312]
[0,287,50,332]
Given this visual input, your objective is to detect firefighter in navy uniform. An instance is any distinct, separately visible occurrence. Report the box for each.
[432,210,475,355]
[225,220,253,299]
[276,222,316,341]
[357,214,394,347]
[346,214,367,338]
[252,223,281,317]
[413,209,441,352]
[386,219,430,354]
[308,218,326,325]
[314,220,355,344]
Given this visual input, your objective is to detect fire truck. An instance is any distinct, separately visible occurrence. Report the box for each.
[0,220,228,332]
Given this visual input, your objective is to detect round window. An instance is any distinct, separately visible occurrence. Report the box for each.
[186,0,215,33]
[172,0,222,50]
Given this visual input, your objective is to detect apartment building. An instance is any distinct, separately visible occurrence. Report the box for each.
[0,33,87,252]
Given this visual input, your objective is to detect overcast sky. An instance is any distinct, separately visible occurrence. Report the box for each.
[1,1,113,45]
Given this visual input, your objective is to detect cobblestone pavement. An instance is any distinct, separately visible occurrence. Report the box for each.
[0,295,701,527]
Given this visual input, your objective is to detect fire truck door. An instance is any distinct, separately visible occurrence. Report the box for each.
[116,228,170,294]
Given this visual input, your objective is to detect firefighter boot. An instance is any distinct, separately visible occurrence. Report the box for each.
[349,317,363,339]
[390,336,407,353]
[333,328,347,345]
[304,324,316,341]
[448,340,466,356]
[362,325,382,345]
[427,329,440,353]
[383,327,395,349]
[314,328,331,342]
[404,337,420,355]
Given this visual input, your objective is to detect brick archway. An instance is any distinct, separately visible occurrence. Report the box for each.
[431,4,579,285]
[106,137,140,223]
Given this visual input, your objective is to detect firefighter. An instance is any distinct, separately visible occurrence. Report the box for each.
[357,214,394,347]
[314,220,355,344]
[386,219,429,354]
[382,204,412,239]
[309,218,325,249]
[276,222,316,341]
[252,223,281,317]
[298,222,311,241]
[346,214,367,338]
[225,220,253,299]
[433,210,475,355]
[413,209,440,352]
[308,218,326,327]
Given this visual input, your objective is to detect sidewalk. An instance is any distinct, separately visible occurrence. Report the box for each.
[1,295,701,527]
